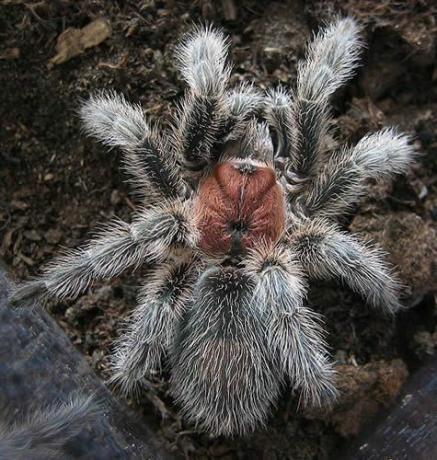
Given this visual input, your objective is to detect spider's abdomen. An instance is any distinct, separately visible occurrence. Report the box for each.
[195,160,285,255]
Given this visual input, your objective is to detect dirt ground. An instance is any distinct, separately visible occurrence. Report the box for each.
[1,1,436,459]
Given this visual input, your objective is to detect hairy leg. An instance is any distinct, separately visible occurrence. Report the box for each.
[10,200,198,306]
[170,265,281,436]
[110,258,198,396]
[289,17,363,177]
[171,25,232,172]
[299,128,415,218]
[290,219,402,314]
[81,91,185,202]
[246,244,337,407]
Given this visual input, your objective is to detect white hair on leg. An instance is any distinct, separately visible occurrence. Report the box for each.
[10,200,198,306]
[290,17,364,176]
[172,26,233,171]
[291,219,403,314]
[246,244,337,408]
[238,118,274,164]
[222,82,264,142]
[298,17,363,101]
[80,91,184,202]
[110,258,198,396]
[175,25,231,96]
[302,128,416,218]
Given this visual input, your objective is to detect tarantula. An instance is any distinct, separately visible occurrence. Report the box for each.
[11,17,414,436]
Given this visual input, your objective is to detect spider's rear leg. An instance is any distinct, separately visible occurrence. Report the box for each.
[246,244,338,408]
[170,266,281,436]
[11,200,198,306]
[110,257,198,396]
[81,92,185,203]
[290,219,403,314]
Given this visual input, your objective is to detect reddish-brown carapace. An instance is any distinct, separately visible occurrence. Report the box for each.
[194,159,286,256]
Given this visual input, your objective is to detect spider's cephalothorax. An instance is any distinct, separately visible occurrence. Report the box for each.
[12,19,415,436]
[195,159,286,256]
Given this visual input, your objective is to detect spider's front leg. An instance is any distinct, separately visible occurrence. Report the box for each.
[170,265,281,436]
[10,200,197,306]
[110,257,198,396]
[246,244,338,408]
[266,17,363,176]
[289,219,402,314]
[172,26,232,172]
[172,26,264,173]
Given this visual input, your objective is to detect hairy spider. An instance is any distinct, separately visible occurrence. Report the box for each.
[11,18,415,436]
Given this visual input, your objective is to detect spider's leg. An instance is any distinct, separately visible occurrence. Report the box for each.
[110,257,197,396]
[172,26,232,172]
[80,91,185,202]
[10,201,197,306]
[170,265,281,436]
[290,219,402,314]
[246,244,337,408]
[289,17,363,177]
[299,128,415,218]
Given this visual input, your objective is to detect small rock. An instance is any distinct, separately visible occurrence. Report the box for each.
[23,230,42,241]
[110,189,122,206]
[45,228,62,245]
[413,329,437,358]
[11,199,29,211]
[0,47,20,60]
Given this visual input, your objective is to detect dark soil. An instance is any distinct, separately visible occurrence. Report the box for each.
[1,1,436,459]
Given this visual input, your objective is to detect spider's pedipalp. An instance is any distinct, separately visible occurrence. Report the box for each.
[110,258,197,396]
[290,219,402,314]
[302,128,415,218]
[0,395,98,460]
[172,26,232,171]
[264,86,293,159]
[246,244,337,408]
[222,83,264,142]
[80,92,184,202]
[10,201,198,306]
[171,266,281,436]
[290,17,363,176]
[238,118,274,163]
